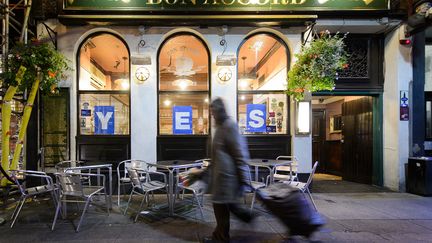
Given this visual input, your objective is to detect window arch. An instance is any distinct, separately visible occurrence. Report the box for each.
[158,33,210,135]
[237,33,290,135]
[77,32,130,135]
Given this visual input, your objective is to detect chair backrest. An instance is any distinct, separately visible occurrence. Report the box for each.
[276,156,298,173]
[56,173,84,197]
[55,160,84,173]
[126,167,143,188]
[305,161,319,187]
[118,159,147,178]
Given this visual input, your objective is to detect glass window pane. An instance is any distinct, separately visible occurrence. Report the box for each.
[159,93,209,135]
[238,93,287,134]
[79,34,130,91]
[238,34,288,91]
[79,94,130,135]
[159,35,209,91]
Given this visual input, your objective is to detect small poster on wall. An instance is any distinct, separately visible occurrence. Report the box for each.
[400,90,409,121]
[173,106,193,134]
[94,106,115,134]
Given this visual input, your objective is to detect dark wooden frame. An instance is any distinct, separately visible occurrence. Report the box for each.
[156,32,211,160]
[76,31,131,164]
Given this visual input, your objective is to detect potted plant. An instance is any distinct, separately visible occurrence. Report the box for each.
[286,31,348,101]
[0,41,70,186]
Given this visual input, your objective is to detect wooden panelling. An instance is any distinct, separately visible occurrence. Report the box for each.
[325,140,342,176]
[245,135,291,159]
[157,136,209,161]
[342,97,373,184]
[77,136,130,164]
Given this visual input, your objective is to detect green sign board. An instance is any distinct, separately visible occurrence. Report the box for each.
[63,0,389,12]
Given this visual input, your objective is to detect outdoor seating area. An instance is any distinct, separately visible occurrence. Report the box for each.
[1,156,319,236]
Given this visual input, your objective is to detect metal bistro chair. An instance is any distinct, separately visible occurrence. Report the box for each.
[176,161,207,219]
[52,172,109,232]
[55,160,91,185]
[116,159,147,206]
[9,170,58,228]
[123,167,168,222]
[270,155,299,184]
[246,165,266,211]
[285,161,319,211]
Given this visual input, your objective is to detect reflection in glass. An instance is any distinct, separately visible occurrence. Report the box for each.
[159,93,209,135]
[159,35,209,91]
[79,94,130,135]
[79,34,129,91]
[238,34,288,91]
[238,33,289,135]
[238,94,287,134]
[158,34,210,135]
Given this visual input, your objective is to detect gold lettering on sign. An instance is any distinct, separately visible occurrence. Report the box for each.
[238,0,251,5]
[180,0,197,4]
[146,0,162,4]
[221,0,236,5]
[203,0,220,5]
[165,0,178,4]
[291,0,306,4]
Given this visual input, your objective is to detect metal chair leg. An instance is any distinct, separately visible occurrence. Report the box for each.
[104,190,110,215]
[10,197,23,220]
[124,189,134,215]
[10,197,26,228]
[250,191,257,211]
[51,197,62,231]
[194,193,204,220]
[134,192,149,223]
[117,181,121,206]
[76,198,91,232]
[306,188,317,211]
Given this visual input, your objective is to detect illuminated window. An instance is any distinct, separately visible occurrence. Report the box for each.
[78,33,130,135]
[158,34,210,135]
[237,33,289,134]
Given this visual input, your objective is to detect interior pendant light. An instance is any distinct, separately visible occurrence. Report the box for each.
[239,56,254,89]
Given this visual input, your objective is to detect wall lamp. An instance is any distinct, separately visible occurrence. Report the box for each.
[296,100,311,135]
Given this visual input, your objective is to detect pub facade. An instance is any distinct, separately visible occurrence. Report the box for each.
[31,0,411,191]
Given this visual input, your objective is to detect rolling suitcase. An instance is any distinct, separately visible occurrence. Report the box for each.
[256,183,325,238]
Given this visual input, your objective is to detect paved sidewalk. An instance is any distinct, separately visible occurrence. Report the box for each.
[1,190,432,243]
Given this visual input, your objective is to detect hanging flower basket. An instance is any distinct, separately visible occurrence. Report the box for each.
[1,41,70,94]
[287,31,348,101]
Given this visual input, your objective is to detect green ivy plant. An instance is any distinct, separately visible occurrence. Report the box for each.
[1,42,70,94]
[287,31,348,101]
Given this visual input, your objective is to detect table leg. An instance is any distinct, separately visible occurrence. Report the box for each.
[168,169,174,216]
[109,166,112,209]
[254,166,258,182]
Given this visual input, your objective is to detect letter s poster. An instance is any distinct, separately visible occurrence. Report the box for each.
[246,104,266,133]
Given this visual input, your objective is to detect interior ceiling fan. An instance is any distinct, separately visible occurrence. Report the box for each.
[160,46,205,76]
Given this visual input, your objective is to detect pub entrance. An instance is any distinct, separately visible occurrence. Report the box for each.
[312,95,376,185]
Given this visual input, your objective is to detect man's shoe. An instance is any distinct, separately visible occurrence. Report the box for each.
[202,236,228,243]
[202,237,214,243]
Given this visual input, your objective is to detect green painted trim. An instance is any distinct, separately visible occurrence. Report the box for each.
[313,90,383,96]
[373,94,383,186]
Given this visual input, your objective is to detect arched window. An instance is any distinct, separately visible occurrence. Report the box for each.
[78,33,130,135]
[237,33,289,134]
[158,33,210,135]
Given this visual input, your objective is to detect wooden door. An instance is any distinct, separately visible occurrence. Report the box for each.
[312,109,326,173]
[342,97,373,184]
